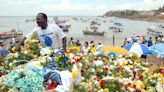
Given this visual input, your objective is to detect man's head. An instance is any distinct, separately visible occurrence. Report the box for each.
[36,13,48,29]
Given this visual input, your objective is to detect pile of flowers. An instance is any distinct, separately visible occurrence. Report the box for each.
[75,52,164,92]
[0,66,44,92]
[1,38,164,92]
[5,39,42,68]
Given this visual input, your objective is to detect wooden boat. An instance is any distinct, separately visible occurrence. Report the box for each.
[0,29,23,39]
[83,30,104,36]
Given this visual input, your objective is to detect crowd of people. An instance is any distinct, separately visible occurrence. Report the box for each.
[68,37,104,55]
[122,35,164,47]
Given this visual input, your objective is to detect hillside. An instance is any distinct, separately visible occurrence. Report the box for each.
[104,9,164,22]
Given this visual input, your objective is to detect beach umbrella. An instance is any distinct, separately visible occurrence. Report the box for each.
[101,45,128,54]
[124,43,152,57]
[149,43,164,56]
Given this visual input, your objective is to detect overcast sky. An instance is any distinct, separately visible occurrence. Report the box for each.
[0,0,164,16]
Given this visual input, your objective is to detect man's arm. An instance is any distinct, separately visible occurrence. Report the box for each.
[15,28,36,52]
[62,37,67,52]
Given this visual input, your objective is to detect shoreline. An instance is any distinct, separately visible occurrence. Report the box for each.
[116,16,164,22]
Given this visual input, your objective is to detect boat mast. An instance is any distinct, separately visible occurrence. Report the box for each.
[17,23,19,32]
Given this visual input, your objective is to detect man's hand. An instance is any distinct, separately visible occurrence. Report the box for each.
[15,43,21,52]
[15,37,26,52]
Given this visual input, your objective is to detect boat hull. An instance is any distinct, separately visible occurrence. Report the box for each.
[83,31,104,36]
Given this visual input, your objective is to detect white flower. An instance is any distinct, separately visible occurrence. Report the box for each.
[81,77,85,81]
[9,63,12,67]
[13,60,17,64]
[14,52,19,58]
[69,53,75,59]
[114,61,119,66]
[54,49,60,53]
[93,60,103,66]
[110,65,114,70]
[91,69,95,73]
[77,62,83,69]
[129,53,133,57]
[40,48,46,56]
[24,50,28,54]
[40,58,46,63]
[93,51,99,56]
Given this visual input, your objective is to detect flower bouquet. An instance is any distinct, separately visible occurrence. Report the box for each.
[1,66,44,92]
[51,50,72,71]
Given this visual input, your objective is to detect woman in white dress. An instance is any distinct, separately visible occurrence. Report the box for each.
[82,41,90,55]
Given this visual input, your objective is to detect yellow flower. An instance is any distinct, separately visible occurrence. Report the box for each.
[112,74,115,77]
[12,47,16,52]
[90,46,96,53]
[141,82,145,89]
[33,55,38,58]
[35,62,41,68]
[119,75,124,78]
[81,82,85,87]
[157,73,163,78]
[76,46,81,52]
[96,68,101,73]
[142,71,147,75]
[98,85,101,90]
[161,79,164,84]
[104,88,109,92]
[72,69,78,79]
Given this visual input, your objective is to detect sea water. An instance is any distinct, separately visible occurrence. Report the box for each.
[0,16,163,46]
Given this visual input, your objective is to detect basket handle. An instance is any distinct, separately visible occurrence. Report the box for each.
[11,60,28,68]
[51,50,68,63]
[47,50,68,70]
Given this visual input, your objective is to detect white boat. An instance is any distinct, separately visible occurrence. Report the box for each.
[109,26,123,32]
[147,26,164,36]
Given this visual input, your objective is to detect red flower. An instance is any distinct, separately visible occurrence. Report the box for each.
[73,56,82,62]
[100,80,105,88]
[132,84,136,88]
[139,75,144,79]
[71,62,75,64]
[137,89,142,92]
[70,49,74,53]
[47,81,58,90]
[159,68,164,74]
[94,57,98,60]
[133,70,136,77]
[97,75,101,79]
[127,83,131,86]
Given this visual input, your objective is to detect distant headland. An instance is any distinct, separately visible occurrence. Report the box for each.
[103,6,164,22]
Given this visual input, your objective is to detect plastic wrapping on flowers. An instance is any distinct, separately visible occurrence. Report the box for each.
[0,66,44,92]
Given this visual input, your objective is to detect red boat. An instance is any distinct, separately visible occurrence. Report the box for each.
[0,28,23,39]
